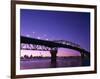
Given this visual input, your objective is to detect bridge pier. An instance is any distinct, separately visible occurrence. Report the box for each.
[50,48,57,67]
[80,52,84,65]
[80,52,90,66]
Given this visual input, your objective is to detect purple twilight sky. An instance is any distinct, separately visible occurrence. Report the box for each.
[20,9,90,57]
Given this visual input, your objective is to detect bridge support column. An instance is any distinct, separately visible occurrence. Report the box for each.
[80,52,90,66]
[80,52,84,66]
[50,48,57,67]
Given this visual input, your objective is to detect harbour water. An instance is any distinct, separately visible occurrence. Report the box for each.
[20,56,90,70]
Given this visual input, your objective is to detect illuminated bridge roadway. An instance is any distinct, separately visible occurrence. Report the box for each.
[21,36,90,66]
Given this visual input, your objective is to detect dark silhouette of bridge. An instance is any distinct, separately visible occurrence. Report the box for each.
[21,36,90,67]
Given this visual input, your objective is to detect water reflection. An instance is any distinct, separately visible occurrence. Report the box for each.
[20,56,85,70]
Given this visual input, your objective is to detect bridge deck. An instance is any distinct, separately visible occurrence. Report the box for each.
[21,36,90,55]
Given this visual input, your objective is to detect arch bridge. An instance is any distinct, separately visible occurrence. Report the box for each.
[21,36,90,66]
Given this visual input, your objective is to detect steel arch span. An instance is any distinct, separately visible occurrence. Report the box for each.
[21,36,90,66]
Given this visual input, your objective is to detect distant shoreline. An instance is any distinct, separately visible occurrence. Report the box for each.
[20,56,81,61]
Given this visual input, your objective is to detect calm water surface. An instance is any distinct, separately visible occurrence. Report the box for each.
[20,57,90,70]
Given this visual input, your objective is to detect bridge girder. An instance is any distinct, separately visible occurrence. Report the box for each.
[21,36,90,54]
